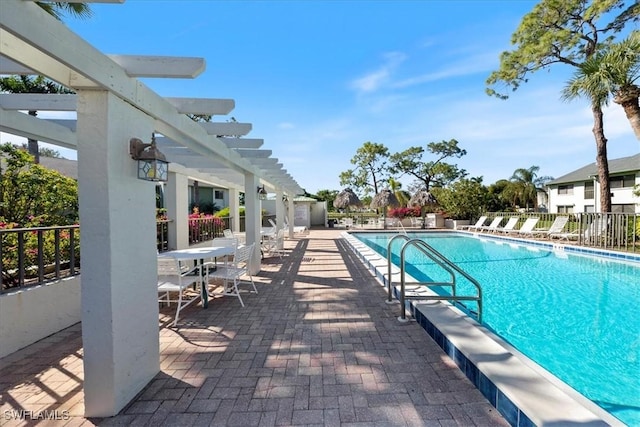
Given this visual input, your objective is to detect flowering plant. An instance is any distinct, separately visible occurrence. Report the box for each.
[388,207,421,219]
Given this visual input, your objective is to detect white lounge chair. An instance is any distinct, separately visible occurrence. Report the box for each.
[207,242,257,307]
[284,218,308,234]
[495,217,519,234]
[476,216,504,233]
[460,215,488,231]
[551,217,606,242]
[510,218,540,237]
[536,216,570,239]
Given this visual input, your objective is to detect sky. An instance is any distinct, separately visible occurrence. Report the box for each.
[2,0,639,194]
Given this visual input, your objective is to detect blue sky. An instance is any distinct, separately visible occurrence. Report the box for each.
[4,0,639,194]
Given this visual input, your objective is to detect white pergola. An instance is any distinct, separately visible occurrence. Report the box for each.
[0,0,301,417]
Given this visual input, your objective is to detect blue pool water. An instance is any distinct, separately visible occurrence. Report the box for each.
[354,232,640,426]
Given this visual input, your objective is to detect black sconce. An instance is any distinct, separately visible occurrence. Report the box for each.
[129,133,168,182]
[257,185,267,200]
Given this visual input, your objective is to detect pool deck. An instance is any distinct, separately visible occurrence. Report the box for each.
[342,229,626,427]
[0,228,509,426]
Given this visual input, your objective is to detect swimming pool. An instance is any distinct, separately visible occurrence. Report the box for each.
[349,231,639,426]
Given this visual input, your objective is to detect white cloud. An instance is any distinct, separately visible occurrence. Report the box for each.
[349,51,407,94]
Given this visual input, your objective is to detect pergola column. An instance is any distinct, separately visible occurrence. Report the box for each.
[244,173,261,275]
[229,187,241,232]
[275,189,285,230]
[166,170,189,250]
[287,197,295,239]
[77,90,160,417]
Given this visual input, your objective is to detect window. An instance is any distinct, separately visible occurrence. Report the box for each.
[584,205,595,213]
[214,190,224,200]
[610,174,636,189]
[612,204,635,213]
[558,185,574,195]
[558,205,574,213]
[584,181,594,199]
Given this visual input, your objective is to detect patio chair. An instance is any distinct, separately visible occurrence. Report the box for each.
[510,217,540,237]
[535,216,570,239]
[207,242,257,307]
[494,217,519,234]
[476,216,504,233]
[459,215,488,231]
[262,228,286,259]
[157,257,203,326]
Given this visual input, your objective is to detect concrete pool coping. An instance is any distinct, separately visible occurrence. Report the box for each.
[342,230,625,427]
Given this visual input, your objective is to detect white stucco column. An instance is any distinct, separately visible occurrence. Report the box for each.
[275,189,285,230]
[77,90,160,417]
[166,170,189,250]
[229,187,240,232]
[244,173,261,274]
[287,197,295,239]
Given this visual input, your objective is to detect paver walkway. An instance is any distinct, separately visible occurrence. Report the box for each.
[0,229,507,426]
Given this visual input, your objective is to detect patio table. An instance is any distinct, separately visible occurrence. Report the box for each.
[158,246,235,308]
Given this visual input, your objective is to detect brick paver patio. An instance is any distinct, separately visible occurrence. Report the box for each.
[0,229,508,426]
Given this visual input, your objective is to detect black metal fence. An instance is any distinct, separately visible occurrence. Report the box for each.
[0,225,80,293]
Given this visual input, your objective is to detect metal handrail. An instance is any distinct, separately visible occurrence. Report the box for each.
[386,235,483,322]
[386,234,454,302]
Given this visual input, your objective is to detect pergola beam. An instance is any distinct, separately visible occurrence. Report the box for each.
[220,137,263,149]
[200,121,252,136]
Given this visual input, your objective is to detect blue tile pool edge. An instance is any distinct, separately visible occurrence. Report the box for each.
[341,231,625,427]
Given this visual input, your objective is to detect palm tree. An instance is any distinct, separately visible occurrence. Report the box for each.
[561,60,614,212]
[508,166,553,212]
[0,3,91,163]
[35,2,92,20]
[564,32,640,141]
[388,177,409,207]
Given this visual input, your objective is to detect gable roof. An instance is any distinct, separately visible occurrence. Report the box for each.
[546,153,640,186]
[39,157,78,180]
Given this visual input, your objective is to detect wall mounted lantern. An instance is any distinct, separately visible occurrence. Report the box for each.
[282,194,288,203]
[257,185,268,200]
[129,133,169,182]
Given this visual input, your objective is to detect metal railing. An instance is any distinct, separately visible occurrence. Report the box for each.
[0,225,80,293]
[386,234,483,323]
[479,212,639,253]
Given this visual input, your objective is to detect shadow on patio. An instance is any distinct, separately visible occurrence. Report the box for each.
[0,229,507,426]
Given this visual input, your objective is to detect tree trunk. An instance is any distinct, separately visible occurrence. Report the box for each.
[613,88,640,141]
[28,110,39,164]
[591,104,611,213]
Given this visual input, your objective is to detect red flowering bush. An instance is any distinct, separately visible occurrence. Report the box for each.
[188,208,225,242]
[388,207,421,219]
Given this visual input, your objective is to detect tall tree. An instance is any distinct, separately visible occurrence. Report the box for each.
[339,141,389,196]
[387,139,467,191]
[563,31,640,140]
[0,2,91,163]
[508,166,553,211]
[486,0,639,213]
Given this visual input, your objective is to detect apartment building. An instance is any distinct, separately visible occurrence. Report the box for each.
[546,153,639,214]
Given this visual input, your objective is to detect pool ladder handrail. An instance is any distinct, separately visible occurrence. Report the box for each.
[386,234,483,322]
